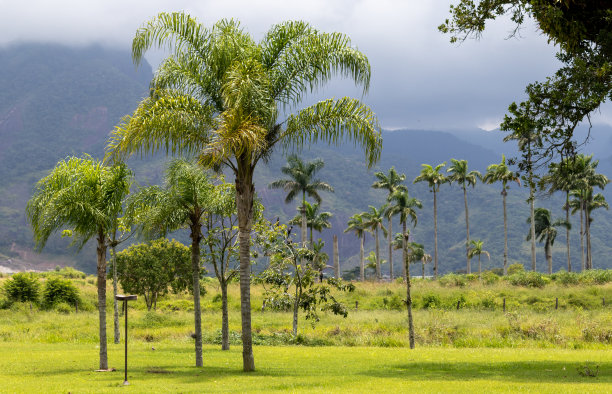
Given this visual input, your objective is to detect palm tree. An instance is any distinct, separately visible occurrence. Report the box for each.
[125,159,214,366]
[572,189,609,270]
[289,201,332,245]
[413,162,447,278]
[483,155,520,275]
[387,189,422,279]
[467,239,490,279]
[345,213,367,281]
[540,158,576,272]
[585,192,609,269]
[421,253,432,279]
[270,155,333,249]
[372,167,407,281]
[26,157,132,370]
[107,14,382,371]
[567,155,609,270]
[526,208,570,274]
[405,241,424,349]
[502,125,541,272]
[362,205,388,280]
[446,159,481,274]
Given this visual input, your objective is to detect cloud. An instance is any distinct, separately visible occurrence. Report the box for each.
[1,0,603,131]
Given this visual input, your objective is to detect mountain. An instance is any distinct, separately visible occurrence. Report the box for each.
[1,44,611,275]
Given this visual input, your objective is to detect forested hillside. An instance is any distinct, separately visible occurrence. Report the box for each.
[1,44,611,274]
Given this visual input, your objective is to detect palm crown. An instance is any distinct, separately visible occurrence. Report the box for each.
[447,158,481,188]
[269,154,334,204]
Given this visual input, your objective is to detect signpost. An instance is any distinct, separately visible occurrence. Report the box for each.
[115,294,137,386]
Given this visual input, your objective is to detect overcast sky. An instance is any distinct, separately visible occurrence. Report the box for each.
[1,0,609,131]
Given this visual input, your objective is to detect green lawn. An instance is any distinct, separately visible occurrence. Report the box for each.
[0,343,610,393]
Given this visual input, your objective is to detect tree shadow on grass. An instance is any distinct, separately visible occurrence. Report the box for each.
[359,360,612,384]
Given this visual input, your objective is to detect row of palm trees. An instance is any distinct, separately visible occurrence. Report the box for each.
[342,153,608,279]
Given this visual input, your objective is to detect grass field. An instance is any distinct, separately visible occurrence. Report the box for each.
[1,271,612,392]
[0,343,610,393]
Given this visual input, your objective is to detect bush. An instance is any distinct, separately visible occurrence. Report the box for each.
[579,270,612,285]
[481,271,500,285]
[421,293,442,309]
[507,263,525,275]
[2,272,40,304]
[438,274,467,287]
[509,271,548,288]
[42,277,79,307]
[553,270,579,286]
[54,302,73,314]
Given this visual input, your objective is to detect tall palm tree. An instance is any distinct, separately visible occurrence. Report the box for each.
[362,205,388,280]
[585,192,608,269]
[526,208,570,274]
[446,159,481,274]
[345,213,367,281]
[540,158,577,272]
[372,167,407,281]
[387,189,422,279]
[467,239,490,279]
[125,159,214,366]
[414,162,446,278]
[483,155,520,275]
[26,157,132,370]
[107,14,382,371]
[289,201,332,245]
[405,241,424,349]
[572,189,609,270]
[270,155,333,249]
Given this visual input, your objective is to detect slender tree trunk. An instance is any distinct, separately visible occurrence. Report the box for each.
[236,165,255,372]
[388,216,393,281]
[190,224,203,367]
[579,200,585,271]
[292,282,301,337]
[96,233,108,370]
[463,186,471,274]
[359,233,365,282]
[586,207,592,270]
[422,260,425,279]
[375,228,381,280]
[111,243,120,344]
[529,189,536,272]
[478,255,482,279]
[301,193,307,249]
[433,188,438,279]
[221,281,229,350]
[502,188,508,275]
[546,239,552,274]
[333,235,339,279]
[565,191,571,272]
[403,222,414,349]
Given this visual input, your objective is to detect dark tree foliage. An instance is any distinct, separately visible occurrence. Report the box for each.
[2,272,40,304]
[42,276,80,308]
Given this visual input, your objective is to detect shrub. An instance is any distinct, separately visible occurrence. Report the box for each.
[382,294,404,310]
[553,270,579,285]
[507,263,525,275]
[578,269,612,285]
[509,271,548,288]
[421,294,442,309]
[481,271,500,285]
[54,302,73,314]
[2,272,40,304]
[438,273,467,287]
[42,277,79,307]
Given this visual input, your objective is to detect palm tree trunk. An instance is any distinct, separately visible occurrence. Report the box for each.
[502,188,508,275]
[360,233,365,282]
[301,192,307,249]
[388,216,394,281]
[375,227,381,280]
[433,188,438,279]
[292,279,301,337]
[190,224,203,367]
[221,280,229,350]
[546,239,552,274]
[333,235,340,279]
[96,233,108,370]
[236,165,255,372]
[422,260,425,279]
[565,191,571,272]
[478,255,482,279]
[403,222,415,349]
[463,186,471,274]
[111,243,120,344]
[530,189,536,272]
[586,207,592,270]
[579,199,585,271]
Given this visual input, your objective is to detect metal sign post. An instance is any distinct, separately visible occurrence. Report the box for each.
[115,294,137,386]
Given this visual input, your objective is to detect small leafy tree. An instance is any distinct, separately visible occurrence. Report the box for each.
[2,272,40,305]
[43,276,79,308]
[256,222,353,337]
[114,239,192,311]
